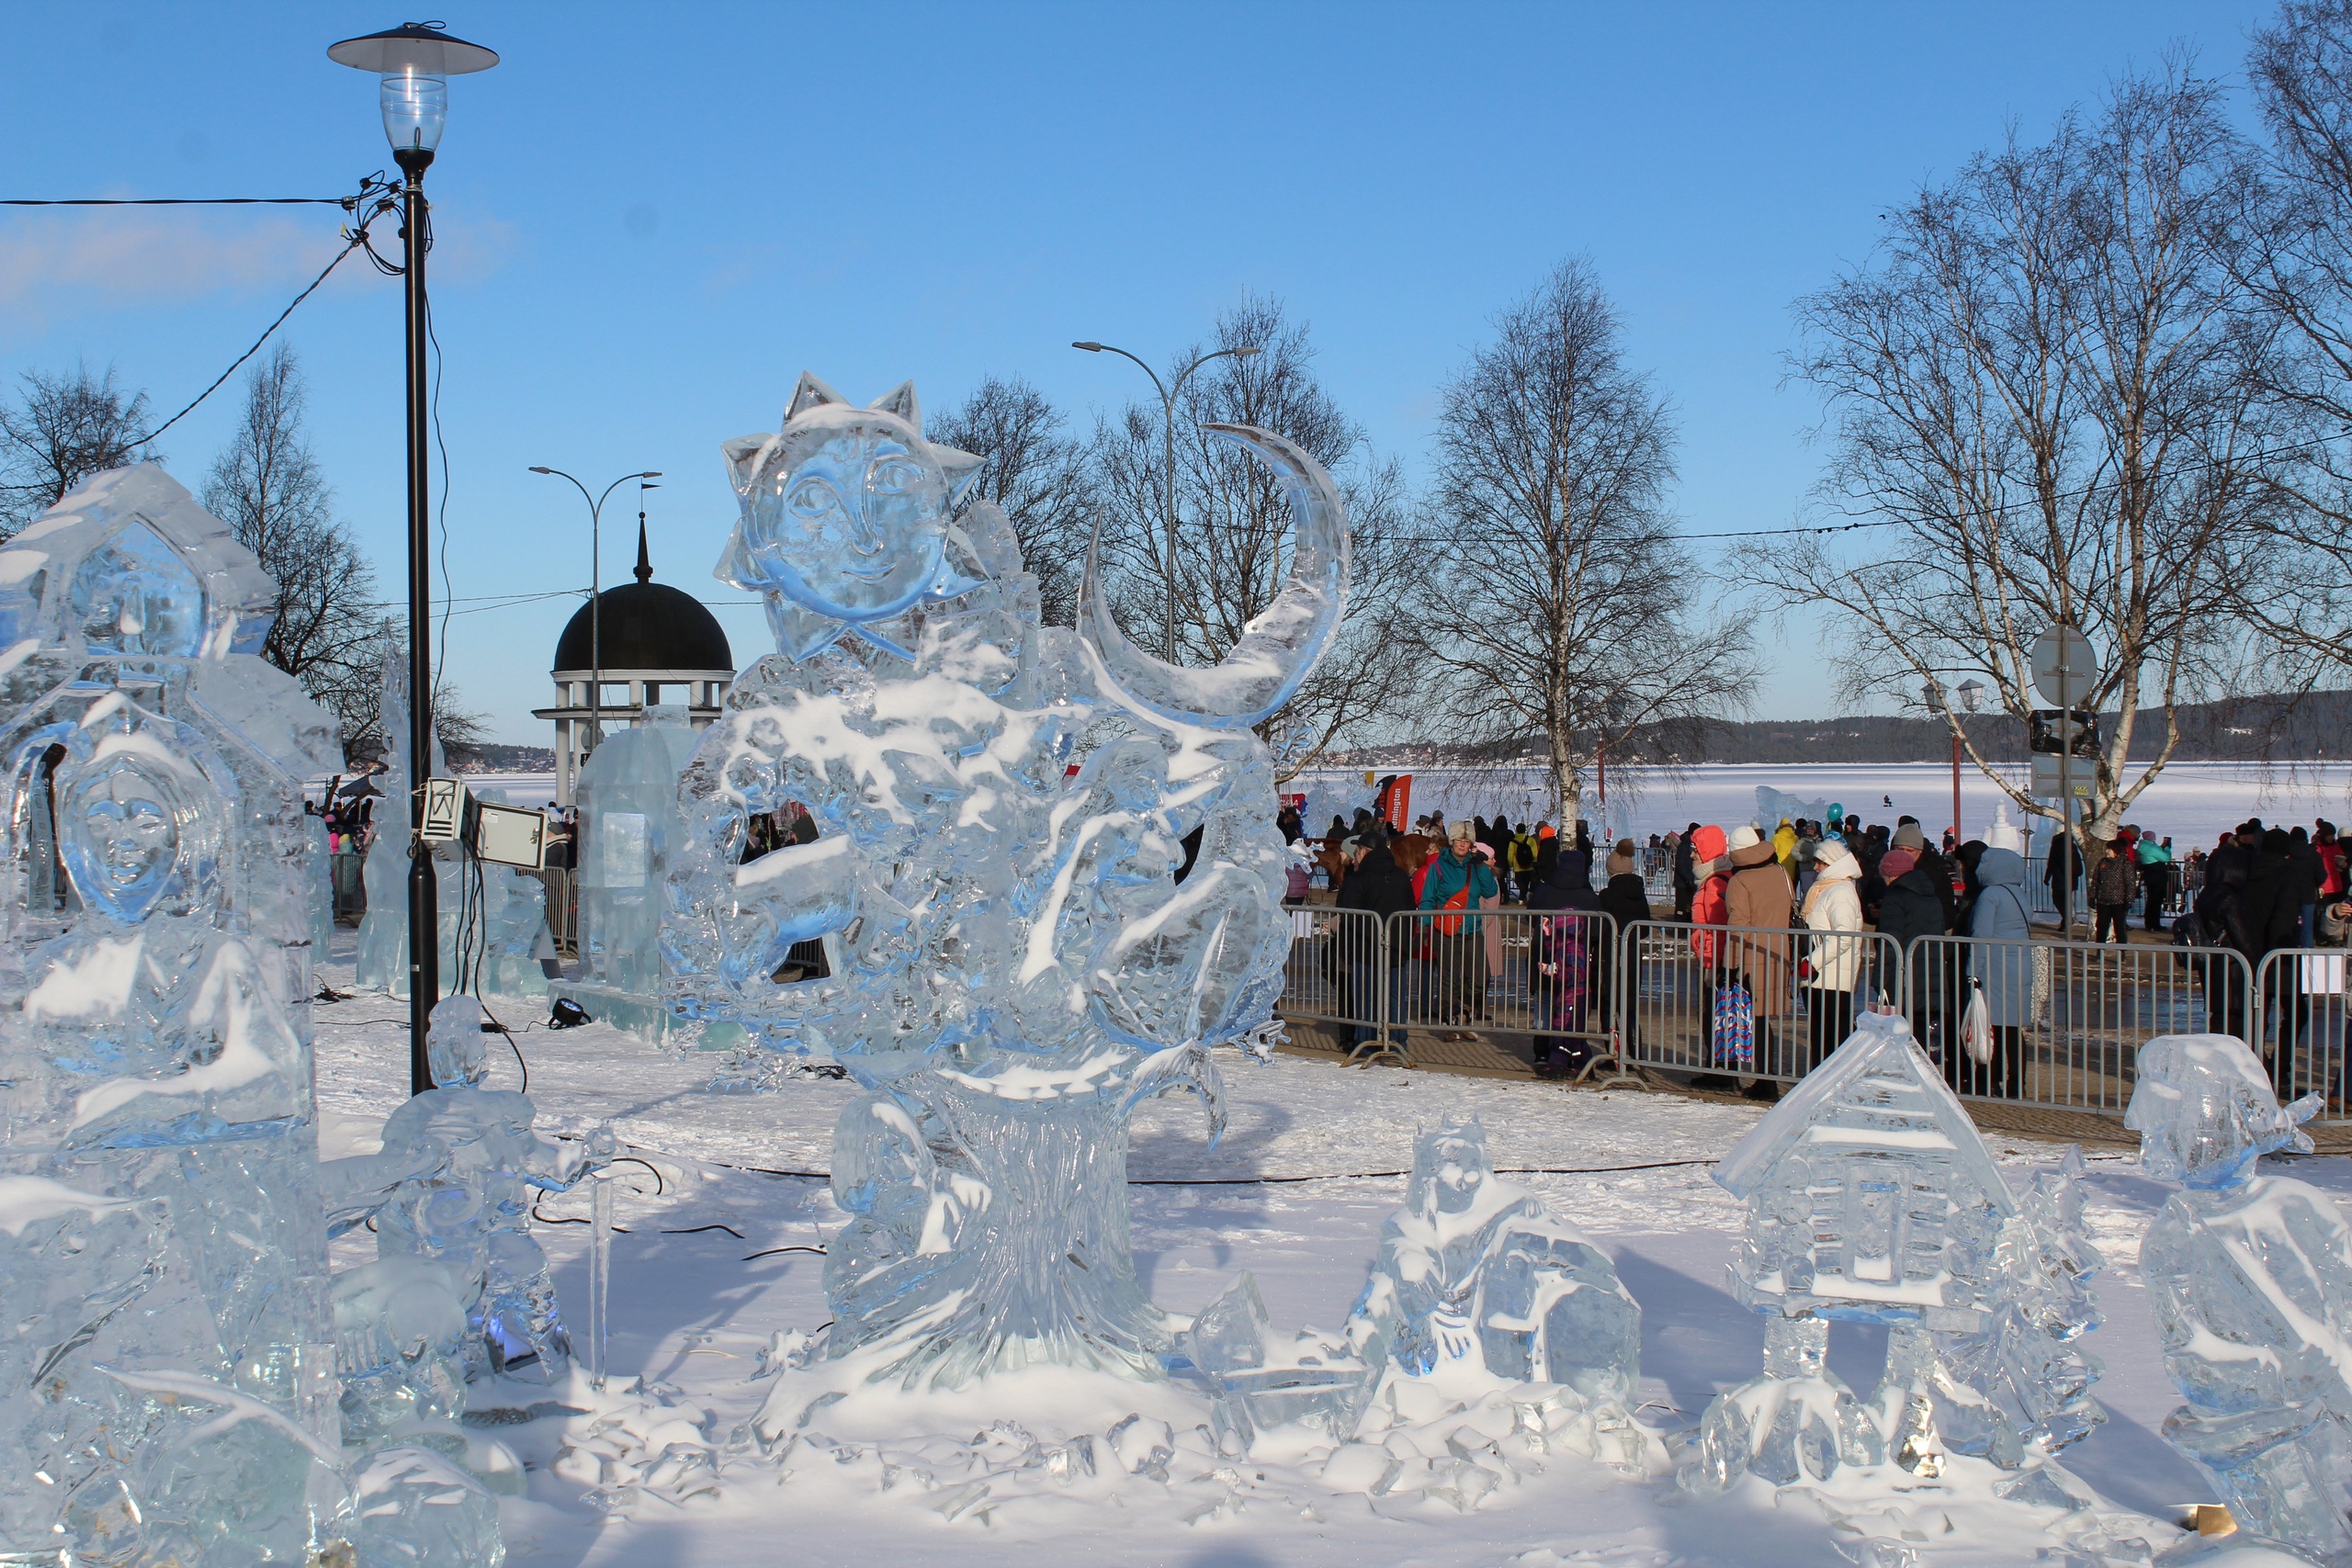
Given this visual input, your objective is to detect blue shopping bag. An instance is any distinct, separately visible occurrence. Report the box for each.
[1713,981,1755,1069]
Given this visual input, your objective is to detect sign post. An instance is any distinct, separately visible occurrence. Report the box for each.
[2030,626,2100,934]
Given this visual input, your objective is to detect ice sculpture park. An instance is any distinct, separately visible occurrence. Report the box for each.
[7,408,2351,1567]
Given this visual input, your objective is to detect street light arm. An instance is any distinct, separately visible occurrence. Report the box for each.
[1169,344,1259,401]
[1075,341,1170,405]
[531,465,598,517]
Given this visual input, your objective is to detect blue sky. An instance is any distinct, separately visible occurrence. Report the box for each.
[0,1,2281,743]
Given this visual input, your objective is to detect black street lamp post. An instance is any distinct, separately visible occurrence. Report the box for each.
[329,22,499,1096]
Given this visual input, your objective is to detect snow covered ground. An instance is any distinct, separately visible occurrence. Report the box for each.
[309,931,2352,1566]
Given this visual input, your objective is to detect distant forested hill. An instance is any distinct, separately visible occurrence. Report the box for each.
[1687,690,2350,764]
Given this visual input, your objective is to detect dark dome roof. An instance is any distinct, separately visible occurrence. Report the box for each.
[552,525,732,672]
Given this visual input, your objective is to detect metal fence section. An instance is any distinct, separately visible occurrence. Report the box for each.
[527,866,579,956]
[1278,907,1397,1062]
[1619,920,1899,1086]
[1385,908,1621,1066]
[1902,933,2252,1114]
[2260,948,2352,1115]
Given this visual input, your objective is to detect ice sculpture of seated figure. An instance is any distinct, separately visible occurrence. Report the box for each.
[373,996,608,1379]
[1170,1120,1644,1461]
[2127,1033,2352,1561]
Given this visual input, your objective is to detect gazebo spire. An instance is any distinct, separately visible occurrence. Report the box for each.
[633,519,653,584]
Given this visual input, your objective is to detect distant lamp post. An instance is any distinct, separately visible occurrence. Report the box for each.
[329,20,498,1097]
[529,468,662,755]
[1072,339,1261,662]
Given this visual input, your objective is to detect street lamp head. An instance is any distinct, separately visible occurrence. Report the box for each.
[1231,345,1263,359]
[1073,342,1105,353]
[527,466,554,475]
[1958,677,1985,713]
[328,23,498,158]
[639,471,662,479]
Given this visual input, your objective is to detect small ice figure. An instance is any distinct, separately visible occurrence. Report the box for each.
[2127,1032,2352,1562]
[1345,1119,1640,1401]
[1690,1010,2098,1492]
[372,996,609,1379]
[332,1255,471,1457]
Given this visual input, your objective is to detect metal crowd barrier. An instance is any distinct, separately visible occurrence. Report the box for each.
[1272,906,2328,1119]
[1279,908,1397,1062]
[1386,908,1620,1071]
[527,865,579,957]
[1901,933,2246,1114]
[2259,948,2352,1114]
[1618,920,1899,1087]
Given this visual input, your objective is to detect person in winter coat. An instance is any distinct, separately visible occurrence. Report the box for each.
[1532,823,1560,889]
[1508,827,1536,904]
[1419,822,1500,1038]
[2045,833,2084,928]
[1800,839,1866,1071]
[2289,826,2326,947]
[2089,840,2139,944]
[1335,829,1415,1055]
[1772,819,1798,874]
[2243,828,2313,1090]
[1962,846,2034,1100]
[1526,849,1601,1077]
[1878,846,1958,1058]
[1674,822,1701,921]
[1724,824,1797,1096]
[2136,833,2176,931]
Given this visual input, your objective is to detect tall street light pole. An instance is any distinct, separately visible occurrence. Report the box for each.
[1072,340,1261,662]
[330,22,498,1096]
[528,468,661,757]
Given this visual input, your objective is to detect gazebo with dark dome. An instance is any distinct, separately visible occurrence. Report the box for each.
[534,523,733,806]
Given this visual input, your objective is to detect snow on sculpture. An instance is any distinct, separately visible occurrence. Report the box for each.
[2127,1032,2352,1562]
[370,995,610,1380]
[1686,1010,2102,1496]
[661,373,1343,1405]
[0,466,346,1563]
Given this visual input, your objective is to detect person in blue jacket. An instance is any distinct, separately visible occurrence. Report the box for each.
[1420,821,1499,1039]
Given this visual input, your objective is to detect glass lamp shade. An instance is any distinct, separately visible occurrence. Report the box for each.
[1958,678,1985,713]
[380,70,447,153]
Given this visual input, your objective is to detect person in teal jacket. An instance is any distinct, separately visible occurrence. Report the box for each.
[1420,823,1500,1036]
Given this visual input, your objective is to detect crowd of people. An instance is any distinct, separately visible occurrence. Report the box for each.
[1292,800,2350,1105]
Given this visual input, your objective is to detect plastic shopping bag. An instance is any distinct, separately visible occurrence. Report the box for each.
[1962,976,1995,1066]
[1713,981,1755,1069]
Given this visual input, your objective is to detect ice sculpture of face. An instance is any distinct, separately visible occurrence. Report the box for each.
[57,751,201,923]
[719,377,984,625]
[739,412,950,620]
[2127,1033,2312,1188]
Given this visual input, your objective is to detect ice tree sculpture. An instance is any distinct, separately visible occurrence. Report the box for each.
[666,374,1344,1399]
[0,466,345,1562]
[2126,1033,2352,1561]
[572,704,702,1032]
[373,995,609,1379]
[1686,1011,2100,1494]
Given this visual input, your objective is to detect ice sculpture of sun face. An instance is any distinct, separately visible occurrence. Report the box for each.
[57,753,200,923]
[718,375,982,623]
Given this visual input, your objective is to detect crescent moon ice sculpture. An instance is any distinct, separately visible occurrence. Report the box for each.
[661,379,1348,1403]
[1079,422,1351,730]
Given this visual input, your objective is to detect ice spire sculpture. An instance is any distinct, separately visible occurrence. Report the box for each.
[2126,1033,2352,1561]
[371,996,610,1379]
[1685,1011,2096,1493]
[668,374,1345,1404]
[0,466,345,1563]
[571,704,702,1035]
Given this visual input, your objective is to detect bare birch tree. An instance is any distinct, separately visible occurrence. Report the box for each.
[2237,0,2352,677]
[927,374,1093,626]
[1757,62,2296,863]
[0,364,154,534]
[1410,259,1757,826]
[201,345,386,750]
[1089,298,1415,778]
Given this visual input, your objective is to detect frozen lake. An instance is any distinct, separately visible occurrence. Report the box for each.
[1294,759,2352,849]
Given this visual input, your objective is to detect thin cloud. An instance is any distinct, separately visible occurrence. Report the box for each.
[0,206,516,307]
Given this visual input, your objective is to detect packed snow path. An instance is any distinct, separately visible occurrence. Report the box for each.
[308,937,2349,1566]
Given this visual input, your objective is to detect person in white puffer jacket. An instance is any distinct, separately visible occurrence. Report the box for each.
[1801,838,1866,1072]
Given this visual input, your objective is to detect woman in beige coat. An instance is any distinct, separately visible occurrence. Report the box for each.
[1723,825,1796,1091]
